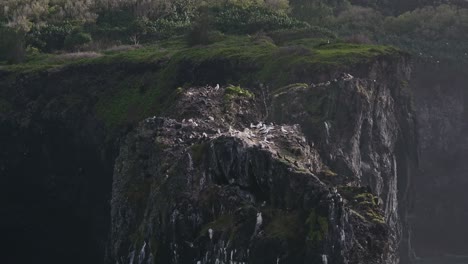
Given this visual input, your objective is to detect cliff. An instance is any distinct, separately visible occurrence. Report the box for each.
[410,61,468,260]
[0,35,416,264]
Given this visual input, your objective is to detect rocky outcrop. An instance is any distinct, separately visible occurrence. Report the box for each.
[269,58,418,263]
[0,43,417,264]
[109,54,417,264]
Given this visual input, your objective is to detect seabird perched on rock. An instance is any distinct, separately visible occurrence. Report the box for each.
[208,228,213,240]
[281,126,288,134]
[259,125,272,134]
[341,73,354,81]
[215,84,220,91]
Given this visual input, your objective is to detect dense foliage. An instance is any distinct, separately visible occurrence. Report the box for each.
[328,4,468,61]
[1,0,468,63]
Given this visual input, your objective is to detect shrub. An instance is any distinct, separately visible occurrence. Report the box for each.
[290,0,334,25]
[344,34,373,44]
[330,6,384,37]
[267,27,336,44]
[383,4,468,42]
[26,23,74,52]
[144,18,191,40]
[64,32,93,51]
[212,4,309,34]
[187,7,214,46]
[0,27,25,63]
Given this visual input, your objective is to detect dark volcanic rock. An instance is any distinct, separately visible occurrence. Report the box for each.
[0,52,417,264]
[411,62,468,259]
[109,74,416,264]
[269,59,417,264]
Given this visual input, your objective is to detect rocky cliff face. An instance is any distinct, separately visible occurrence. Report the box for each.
[0,39,417,264]
[411,62,468,259]
[108,56,417,264]
[0,68,119,264]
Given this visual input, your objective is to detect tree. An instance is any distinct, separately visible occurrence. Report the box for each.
[1,0,50,31]
[0,26,25,63]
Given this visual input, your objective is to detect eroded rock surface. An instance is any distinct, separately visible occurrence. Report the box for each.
[109,70,415,264]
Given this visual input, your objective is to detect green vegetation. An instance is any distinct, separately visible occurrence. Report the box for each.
[3,34,396,73]
[0,26,25,63]
[271,81,339,128]
[338,186,386,224]
[0,0,306,59]
[366,209,385,224]
[322,169,338,177]
[92,69,169,127]
[2,0,466,65]
[264,211,301,240]
[0,33,399,127]
[224,85,254,100]
[305,209,329,244]
[95,85,158,127]
[328,4,468,62]
[64,32,93,51]
[212,5,308,34]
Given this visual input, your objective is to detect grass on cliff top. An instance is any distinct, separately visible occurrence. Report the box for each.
[1,34,400,75]
[0,34,401,127]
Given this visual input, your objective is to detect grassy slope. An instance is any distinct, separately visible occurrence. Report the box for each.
[0,34,403,127]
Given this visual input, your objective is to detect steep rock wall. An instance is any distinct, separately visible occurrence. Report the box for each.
[411,62,468,259]
[109,54,417,264]
[0,43,416,264]
[269,58,417,263]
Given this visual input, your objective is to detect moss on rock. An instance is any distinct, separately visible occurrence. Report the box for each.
[305,209,329,244]
[224,85,254,100]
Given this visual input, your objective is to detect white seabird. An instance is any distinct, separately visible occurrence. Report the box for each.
[281,126,288,134]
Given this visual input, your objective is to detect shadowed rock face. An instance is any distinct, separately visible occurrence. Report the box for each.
[411,62,468,259]
[0,53,416,264]
[109,60,416,264]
